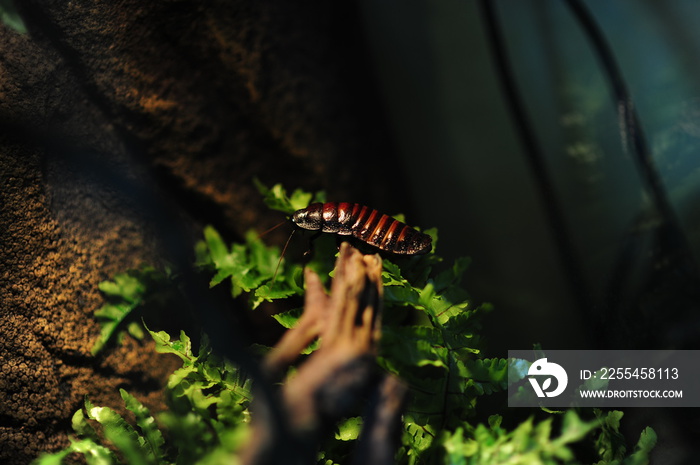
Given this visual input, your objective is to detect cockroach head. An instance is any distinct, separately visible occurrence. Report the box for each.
[291,203,323,231]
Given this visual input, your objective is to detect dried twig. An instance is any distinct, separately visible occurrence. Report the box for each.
[242,243,406,465]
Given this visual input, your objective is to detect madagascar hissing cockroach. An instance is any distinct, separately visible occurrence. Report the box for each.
[260,202,431,296]
[291,202,432,255]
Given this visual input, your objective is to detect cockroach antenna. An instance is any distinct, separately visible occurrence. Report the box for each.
[255,218,294,299]
[256,220,287,239]
[265,228,296,299]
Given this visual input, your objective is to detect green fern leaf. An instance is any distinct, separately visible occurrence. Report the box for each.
[120,389,167,464]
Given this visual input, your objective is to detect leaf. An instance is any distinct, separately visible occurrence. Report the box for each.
[595,409,627,462]
[68,438,115,465]
[202,226,232,276]
[0,0,27,33]
[71,407,100,442]
[120,389,166,464]
[127,321,146,340]
[203,227,247,288]
[91,266,175,354]
[254,178,325,214]
[87,404,152,465]
[442,427,469,465]
[98,273,146,302]
[335,417,363,441]
[461,358,509,393]
[31,448,74,465]
[623,427,657,465]
[92,302,136,355]
[252,282,297,309]
[200,225,303,308]
[146,326,194,363]
[254,179,297,214]
[555,410,602,448]
[271,307,303,329]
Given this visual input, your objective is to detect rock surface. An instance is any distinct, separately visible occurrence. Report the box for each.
[0,2,397,462]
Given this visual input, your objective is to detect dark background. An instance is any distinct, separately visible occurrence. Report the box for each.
[360,0,700,355]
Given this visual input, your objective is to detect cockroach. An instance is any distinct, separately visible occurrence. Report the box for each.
[262,202,432,296]
[291,202,432,255]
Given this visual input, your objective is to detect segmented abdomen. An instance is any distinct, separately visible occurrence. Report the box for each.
[291,202,432,255]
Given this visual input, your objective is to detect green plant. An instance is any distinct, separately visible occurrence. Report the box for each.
[0,0,27,33]
[35,328,252,465]
[91,266,181,355]
[34,183,656,464]
[440,411,656,465]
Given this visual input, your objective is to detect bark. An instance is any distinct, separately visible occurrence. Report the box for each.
[242,243,406,465]
[0,2,398,463]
